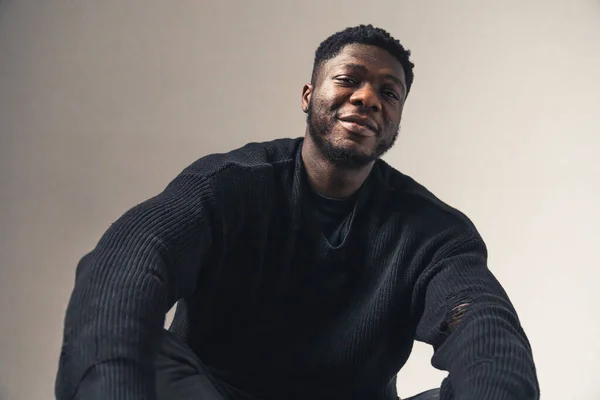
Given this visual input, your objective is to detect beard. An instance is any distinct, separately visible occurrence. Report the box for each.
[306,99,399,170]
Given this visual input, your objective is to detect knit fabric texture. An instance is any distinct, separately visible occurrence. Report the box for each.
[56,138,539,400]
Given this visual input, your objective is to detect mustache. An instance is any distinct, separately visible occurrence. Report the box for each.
[307,102,390,135]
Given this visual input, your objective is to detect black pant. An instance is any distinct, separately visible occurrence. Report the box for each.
[155,330,439,400]
[403,389,440,400]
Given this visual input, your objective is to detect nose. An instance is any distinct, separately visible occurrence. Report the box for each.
[349,83,382,112]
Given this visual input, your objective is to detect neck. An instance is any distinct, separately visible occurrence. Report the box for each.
[301,134,374,199]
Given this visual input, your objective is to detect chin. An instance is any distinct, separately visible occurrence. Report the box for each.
[321,138,377,168]
[335,130,378,149]
[307,122,382,168]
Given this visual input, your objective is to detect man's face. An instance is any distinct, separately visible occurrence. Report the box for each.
[303,43,407,169]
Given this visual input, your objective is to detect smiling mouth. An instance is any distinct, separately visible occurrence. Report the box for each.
[337,119,377,137]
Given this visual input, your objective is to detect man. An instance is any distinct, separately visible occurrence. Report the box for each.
[55,25,539,400]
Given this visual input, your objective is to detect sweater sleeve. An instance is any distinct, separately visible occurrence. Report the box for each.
[413,233,540,400]
[55,172,218,400]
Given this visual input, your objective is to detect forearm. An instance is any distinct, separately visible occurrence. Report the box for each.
[414,235,539,399]
[55,247,171,400]
[55,170,217,399]
[434,299,539,399]
[63,359,155,400]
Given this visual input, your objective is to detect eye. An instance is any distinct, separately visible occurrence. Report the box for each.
[335,76,358,85]
[383,90,400,101]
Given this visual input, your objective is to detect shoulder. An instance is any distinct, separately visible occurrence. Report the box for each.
[180,137,302,179]
[164,137,301,220]
[373,159,480,240]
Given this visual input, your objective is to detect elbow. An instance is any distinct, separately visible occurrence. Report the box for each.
[442,301,471,333]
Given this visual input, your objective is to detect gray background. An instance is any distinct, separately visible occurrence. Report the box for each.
[1,1,599,399]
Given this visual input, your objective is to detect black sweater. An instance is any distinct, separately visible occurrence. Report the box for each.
[55,138,539,400]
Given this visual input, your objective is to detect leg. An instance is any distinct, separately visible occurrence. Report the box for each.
[155,330,227,400]
[403,388,440,400]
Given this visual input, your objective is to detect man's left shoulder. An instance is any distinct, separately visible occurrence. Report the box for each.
[375,160,479,237]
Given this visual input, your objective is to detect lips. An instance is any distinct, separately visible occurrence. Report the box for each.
[337,114,378,136]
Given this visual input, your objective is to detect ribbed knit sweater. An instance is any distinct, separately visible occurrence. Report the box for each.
[55,138,539,400]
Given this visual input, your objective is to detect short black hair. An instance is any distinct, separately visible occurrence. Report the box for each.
[311,24,415,95]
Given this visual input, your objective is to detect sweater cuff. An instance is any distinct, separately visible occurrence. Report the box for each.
[67,359,155,400]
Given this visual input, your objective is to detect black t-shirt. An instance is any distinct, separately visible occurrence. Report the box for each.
[306,189,358,247]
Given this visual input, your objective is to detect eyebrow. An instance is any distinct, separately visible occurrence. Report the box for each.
[339,63,406,92]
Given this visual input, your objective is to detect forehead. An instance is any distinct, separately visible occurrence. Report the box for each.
[322,43,406,84]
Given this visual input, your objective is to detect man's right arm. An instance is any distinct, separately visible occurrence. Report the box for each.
[55,172,219,400]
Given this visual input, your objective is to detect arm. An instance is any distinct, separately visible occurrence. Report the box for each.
[55,172,218,400]
[413,232,539,400]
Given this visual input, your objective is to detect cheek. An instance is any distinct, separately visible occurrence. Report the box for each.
[316,87,347,109]
[385,106,403,126]
[311,94,327,112]
[314,100,341,123]
[380,118,401,139]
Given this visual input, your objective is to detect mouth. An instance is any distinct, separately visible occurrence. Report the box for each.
[337,115,378,137]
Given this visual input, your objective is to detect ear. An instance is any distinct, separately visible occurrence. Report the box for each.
[301,83,312,113]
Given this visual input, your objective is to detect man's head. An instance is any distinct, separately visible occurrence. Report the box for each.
[302,25,415,170]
